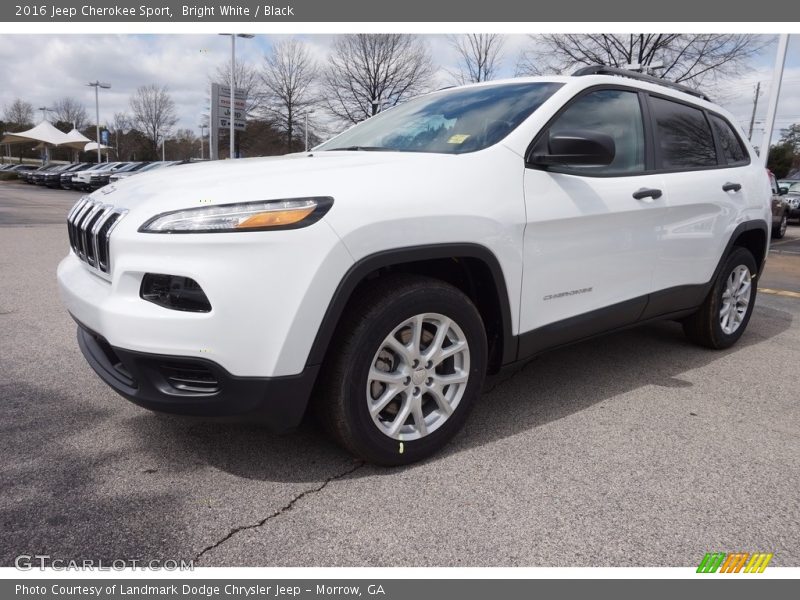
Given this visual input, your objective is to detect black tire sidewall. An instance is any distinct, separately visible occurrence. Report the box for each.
[340,284,487,465]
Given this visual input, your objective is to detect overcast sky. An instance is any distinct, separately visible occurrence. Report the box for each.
[0,34,798,146]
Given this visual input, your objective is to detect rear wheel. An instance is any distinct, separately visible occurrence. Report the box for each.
[773,214,787,239]
[682,247,757,349]
[315,275,487,465]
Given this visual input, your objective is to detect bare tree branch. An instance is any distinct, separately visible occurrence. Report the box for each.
[323,34,434,125]
[447,34,506,84]
[515,33,770,89]
[261,39,319,152]
[3,99,34,128]
[129,84,178,157]
[51,97,89,130]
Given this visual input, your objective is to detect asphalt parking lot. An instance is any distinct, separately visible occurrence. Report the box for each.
[0,180,798,567]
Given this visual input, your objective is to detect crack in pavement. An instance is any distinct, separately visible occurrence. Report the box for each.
[194,461,365,563]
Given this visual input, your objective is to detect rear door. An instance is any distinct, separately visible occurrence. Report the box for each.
[648,95,753,294]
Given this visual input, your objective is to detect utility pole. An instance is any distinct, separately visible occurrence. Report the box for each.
[748,81,761,141]
[760,34,790,166]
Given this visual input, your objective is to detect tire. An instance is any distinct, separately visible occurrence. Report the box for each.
[682,247,758,349]
[773,213,787,239]
[314,274,487,466]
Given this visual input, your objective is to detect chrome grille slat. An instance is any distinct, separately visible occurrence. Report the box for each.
[66,197,126,276]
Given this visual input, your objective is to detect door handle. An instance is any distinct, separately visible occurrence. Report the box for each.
[632,188,662,200]
[722,182,742,192]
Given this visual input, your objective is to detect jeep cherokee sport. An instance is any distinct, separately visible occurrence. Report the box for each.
[57,68,772,465]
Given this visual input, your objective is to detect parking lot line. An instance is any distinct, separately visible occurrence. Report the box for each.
[758,287,800,299]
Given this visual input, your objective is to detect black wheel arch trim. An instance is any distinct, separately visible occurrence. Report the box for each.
[304,243,517,369]
[720,219,769,278]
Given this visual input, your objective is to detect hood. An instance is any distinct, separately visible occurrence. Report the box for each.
[88,151,464,219]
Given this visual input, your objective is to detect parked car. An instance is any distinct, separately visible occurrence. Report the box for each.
[22,162,61,184]
[784,192,800,222]
[777,179,800,195]
[44,163,90,188]
[89,162,150,189]
[33,163,76,185]
[71,162,125,191]
[61,163,104,190]
[109,161,182,183]
[769,171,789,239]
[58,68,772,465]
[0,164,37,173]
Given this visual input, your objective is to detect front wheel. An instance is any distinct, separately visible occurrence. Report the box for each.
[682,247,757,349]
[315,275,487,465]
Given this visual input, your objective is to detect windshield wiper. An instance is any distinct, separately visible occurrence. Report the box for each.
[324,146,395,152]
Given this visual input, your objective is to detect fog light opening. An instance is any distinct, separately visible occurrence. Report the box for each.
[140,274,212,312]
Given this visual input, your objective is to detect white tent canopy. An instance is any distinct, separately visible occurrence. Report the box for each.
[0,120,72,146]
[62,128,92,150]
[84,142,112,153]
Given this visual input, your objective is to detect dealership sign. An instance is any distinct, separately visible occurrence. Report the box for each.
[211,83,247,131]
[209,82,248,159]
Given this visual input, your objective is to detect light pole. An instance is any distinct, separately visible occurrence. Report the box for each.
[199,124,207,159]
[219,33,253,159]
[303,110,316,151]
[37,106,53,121]
[87,81,111,163]
[37,107,53,162]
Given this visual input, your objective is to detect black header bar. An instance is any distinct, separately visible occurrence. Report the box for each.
[1,0,798,22]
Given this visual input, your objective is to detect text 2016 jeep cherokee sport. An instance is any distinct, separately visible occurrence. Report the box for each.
[58,68,772,465]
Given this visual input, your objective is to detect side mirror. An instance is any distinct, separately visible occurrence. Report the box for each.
[531,130,616,167]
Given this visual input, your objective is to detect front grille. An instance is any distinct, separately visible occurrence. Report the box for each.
[67,197,127,274]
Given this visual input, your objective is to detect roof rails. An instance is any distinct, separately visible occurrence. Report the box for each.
[572,65,711,102]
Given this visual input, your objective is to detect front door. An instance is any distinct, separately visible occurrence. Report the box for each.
[520,88,665,353]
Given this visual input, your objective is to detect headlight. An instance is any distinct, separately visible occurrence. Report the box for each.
[139,197,334,233]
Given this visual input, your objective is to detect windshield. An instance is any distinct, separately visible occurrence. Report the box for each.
[317,82,563,155]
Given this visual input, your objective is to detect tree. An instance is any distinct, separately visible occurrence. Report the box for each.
[129,84,178,158]
[768,143,795,179]
[52,97,88,130]
[261,39,319,152]
[323,34,434,124]
[779,123,800,155]
[213,58,263,117]
[447,34,506,84]
[167,128,201,161]
[3,98,34,128]
[516,34,767,86]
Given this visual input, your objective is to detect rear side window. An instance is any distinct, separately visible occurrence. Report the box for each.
[650,96,717,169]
[710,115,749,165]
[546,89,645,175]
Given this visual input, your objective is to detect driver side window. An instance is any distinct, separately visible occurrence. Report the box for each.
[547,89,645,175]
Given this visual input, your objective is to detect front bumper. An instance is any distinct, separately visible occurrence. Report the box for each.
[76,323,318,429]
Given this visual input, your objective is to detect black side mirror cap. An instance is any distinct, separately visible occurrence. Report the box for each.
[531,130,616,168]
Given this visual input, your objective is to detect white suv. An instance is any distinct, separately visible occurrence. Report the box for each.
[58,68,771,465]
